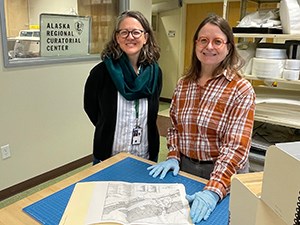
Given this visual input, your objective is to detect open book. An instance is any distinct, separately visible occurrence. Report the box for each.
[59,181,193,225]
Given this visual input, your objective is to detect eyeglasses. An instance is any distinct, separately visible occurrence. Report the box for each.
[117,29,145,39]
[196,36,228,49]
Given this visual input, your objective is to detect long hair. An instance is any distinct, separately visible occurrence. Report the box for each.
[101,10,160,64]
[184,14,244,81]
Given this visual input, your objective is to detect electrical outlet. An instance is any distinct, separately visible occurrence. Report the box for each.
[1,144,11,159]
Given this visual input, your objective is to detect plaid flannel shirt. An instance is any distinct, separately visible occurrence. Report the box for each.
[167,70,256,199]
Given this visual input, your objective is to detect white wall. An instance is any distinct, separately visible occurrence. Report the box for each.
[0,43,97,191]
[0,0,96,191]
[0,0,182,191]
[127,0,184,99]
[0,0,155,193]
[157,7,185,99]
[129,0,152,23]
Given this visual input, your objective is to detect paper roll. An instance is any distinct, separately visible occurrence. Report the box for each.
[285,59,300,70]
[282,69,300,80]
[252,57,285,79]
[255,48,287,59]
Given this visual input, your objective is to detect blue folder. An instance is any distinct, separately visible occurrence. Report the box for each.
[23,157,229,225]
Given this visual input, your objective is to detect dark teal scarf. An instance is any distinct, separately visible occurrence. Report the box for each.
[104,54,159,101]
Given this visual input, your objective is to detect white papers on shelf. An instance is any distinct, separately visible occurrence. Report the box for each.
[255,97,300,106]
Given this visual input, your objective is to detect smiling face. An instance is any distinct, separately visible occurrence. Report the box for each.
[116,17,148,60]
[195,23,229,69]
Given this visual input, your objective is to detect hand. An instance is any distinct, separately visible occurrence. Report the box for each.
[186,190,219,223]
[147,159,179,179]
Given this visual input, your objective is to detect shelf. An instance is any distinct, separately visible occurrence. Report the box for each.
[158,98,300,130]
[245,75,300,128]
[255,103,300,129]
[247,82,300,94]
[244,75,300,87]
[247,0,280,3]
[234,33,300,39]
[234,1,300,129]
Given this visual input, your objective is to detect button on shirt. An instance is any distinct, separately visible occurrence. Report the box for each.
[167,71,255,199]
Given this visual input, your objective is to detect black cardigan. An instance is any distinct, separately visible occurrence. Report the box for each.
[84,62,162,161]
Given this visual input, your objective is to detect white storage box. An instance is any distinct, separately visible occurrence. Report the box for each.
[230,172,287,225]
[230,173,263,225]
[261,142,300,225]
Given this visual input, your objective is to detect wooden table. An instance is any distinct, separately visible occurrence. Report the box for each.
[0,152,207,225]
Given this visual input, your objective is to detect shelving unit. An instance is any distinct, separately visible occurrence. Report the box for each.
[254,104,300,129]
[240,0,281,19]
[234,32,300,130]
[234,33,300,40]
[244,75,300,87]
[234,30,300,172]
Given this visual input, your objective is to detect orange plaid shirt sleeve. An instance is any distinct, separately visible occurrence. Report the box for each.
[166,71,256,199]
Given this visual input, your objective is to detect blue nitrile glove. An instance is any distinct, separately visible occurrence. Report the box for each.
[147,159,179,179]
[186,190,219,223]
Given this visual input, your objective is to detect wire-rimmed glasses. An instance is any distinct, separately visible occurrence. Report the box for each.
[196,36,228,49]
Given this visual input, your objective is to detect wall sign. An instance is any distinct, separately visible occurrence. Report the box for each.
[168,30,176,38]
[40,13,91,57]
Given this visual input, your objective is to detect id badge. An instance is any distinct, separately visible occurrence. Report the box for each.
[132,127,142,145]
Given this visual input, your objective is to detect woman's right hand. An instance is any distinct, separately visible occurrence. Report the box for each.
[147,159,179,179]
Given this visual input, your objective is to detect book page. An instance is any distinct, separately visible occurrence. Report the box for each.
[85,181,193,225]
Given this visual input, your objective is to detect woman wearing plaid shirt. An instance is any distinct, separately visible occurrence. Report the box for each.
[148,14,255,223]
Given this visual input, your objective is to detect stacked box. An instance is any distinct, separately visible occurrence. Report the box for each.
[229,172,263,225]
[229,172,287,225]
[261,142,300,225]
[230,141,300,225]
[256,200,288,225]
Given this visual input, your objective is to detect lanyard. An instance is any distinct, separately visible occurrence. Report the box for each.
[134,99,139,126]
[134,66,141,127]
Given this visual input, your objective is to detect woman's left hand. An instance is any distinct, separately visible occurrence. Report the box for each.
[186,190,219,223]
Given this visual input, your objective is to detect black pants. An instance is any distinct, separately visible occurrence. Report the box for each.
[180,154,249,180]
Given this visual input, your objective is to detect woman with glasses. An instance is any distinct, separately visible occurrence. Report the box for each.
[84,11,162,165]
[148,14,255,223]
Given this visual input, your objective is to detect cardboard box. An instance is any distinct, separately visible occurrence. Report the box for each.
[229,172,263,225]
[261,142,300,225]
[256,200,288,225]
[230,172,287,225]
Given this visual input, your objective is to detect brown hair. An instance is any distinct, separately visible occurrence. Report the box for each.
[101,10,160,64]
[183,14,244,81]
